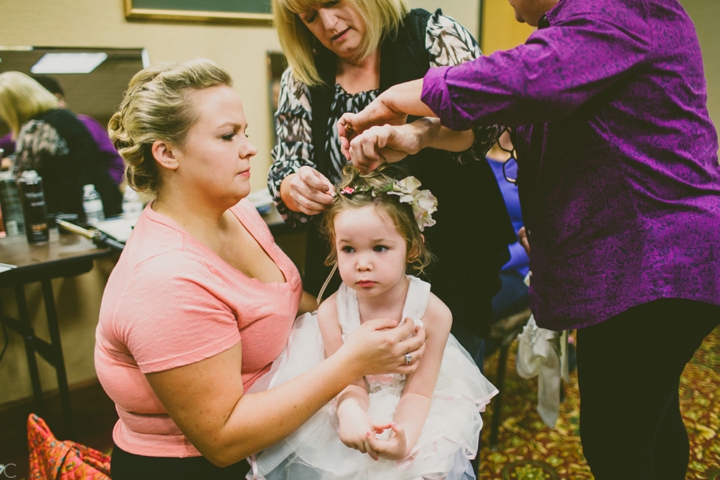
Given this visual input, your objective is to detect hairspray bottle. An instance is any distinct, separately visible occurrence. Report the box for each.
[17,170,49,244]
[0,171,26,236]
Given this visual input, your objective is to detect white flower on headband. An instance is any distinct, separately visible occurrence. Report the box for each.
[386,176,438,231]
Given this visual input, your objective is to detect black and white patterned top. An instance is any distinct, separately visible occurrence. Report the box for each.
[268,11,502,227]
[15,119,70,173]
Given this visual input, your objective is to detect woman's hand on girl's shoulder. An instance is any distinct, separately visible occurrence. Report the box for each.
[339,317,426,378]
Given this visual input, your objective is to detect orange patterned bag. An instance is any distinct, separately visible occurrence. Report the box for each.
[27,414,111,480]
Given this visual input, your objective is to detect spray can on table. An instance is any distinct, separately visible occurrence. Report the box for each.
[0,170,26,236]
[17,170,49,244]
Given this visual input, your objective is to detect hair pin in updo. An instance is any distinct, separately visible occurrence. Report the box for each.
[339,175,438,231]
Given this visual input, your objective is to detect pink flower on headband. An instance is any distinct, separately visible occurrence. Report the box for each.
[340,186,355,195]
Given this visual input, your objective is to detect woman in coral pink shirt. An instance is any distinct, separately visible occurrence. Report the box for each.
[95,59,426,480]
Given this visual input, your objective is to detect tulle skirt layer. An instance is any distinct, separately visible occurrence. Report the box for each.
[248,313,498,480]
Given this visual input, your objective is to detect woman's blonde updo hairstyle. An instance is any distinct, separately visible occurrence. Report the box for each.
[108,58,232,196]
[321,164,434,275]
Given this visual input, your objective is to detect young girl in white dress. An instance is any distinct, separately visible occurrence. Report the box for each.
[248,165,497,480]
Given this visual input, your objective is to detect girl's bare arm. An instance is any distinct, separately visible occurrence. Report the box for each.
[317,296,378,457]
[367,293,452,460]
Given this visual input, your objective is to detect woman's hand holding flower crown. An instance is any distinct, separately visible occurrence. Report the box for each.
[344,124,423,172]
[337,79,429,152]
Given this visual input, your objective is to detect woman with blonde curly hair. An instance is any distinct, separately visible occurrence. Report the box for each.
[95,58,427,480]
[0,72,121,221]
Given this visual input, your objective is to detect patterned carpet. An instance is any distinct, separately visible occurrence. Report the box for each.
[478,326,720,479]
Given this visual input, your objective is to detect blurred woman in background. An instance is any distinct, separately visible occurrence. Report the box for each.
[0,71,122,221]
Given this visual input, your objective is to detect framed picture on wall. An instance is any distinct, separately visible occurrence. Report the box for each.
[124,0,272,23]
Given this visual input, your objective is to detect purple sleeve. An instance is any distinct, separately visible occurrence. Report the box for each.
[0,133,16,156]
[78,115,125,185]
[421,15,650,130]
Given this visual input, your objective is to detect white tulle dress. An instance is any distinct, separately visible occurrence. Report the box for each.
[247,276,498,480]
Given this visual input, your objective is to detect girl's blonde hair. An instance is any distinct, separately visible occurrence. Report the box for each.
[321,164,434,274]
[272,0,409,86]
[108,59,232,196]
[0,72,59,137]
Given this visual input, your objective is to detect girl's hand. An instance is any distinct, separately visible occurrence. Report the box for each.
[340,317,426,378]
[338,103,408,159]
[280,166,335,216]
[337,403,378,459]
[366,422,409,461]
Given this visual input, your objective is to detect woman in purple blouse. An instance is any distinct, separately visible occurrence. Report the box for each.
[338,0,720,478]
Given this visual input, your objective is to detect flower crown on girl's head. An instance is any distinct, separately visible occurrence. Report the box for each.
[339,176,438,232]
[318,165,436,297]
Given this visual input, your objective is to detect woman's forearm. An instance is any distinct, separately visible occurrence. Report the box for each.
[209,319,423,465]
[148,318,424,467]
[210,347,366,466]
[148,343,363,468]
[381,79,435,118]
[409,118,475,152]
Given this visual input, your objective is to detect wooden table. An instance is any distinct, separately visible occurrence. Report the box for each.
[0,230,111,437]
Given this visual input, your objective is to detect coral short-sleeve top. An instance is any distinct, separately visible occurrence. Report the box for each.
[95,200,302,457]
